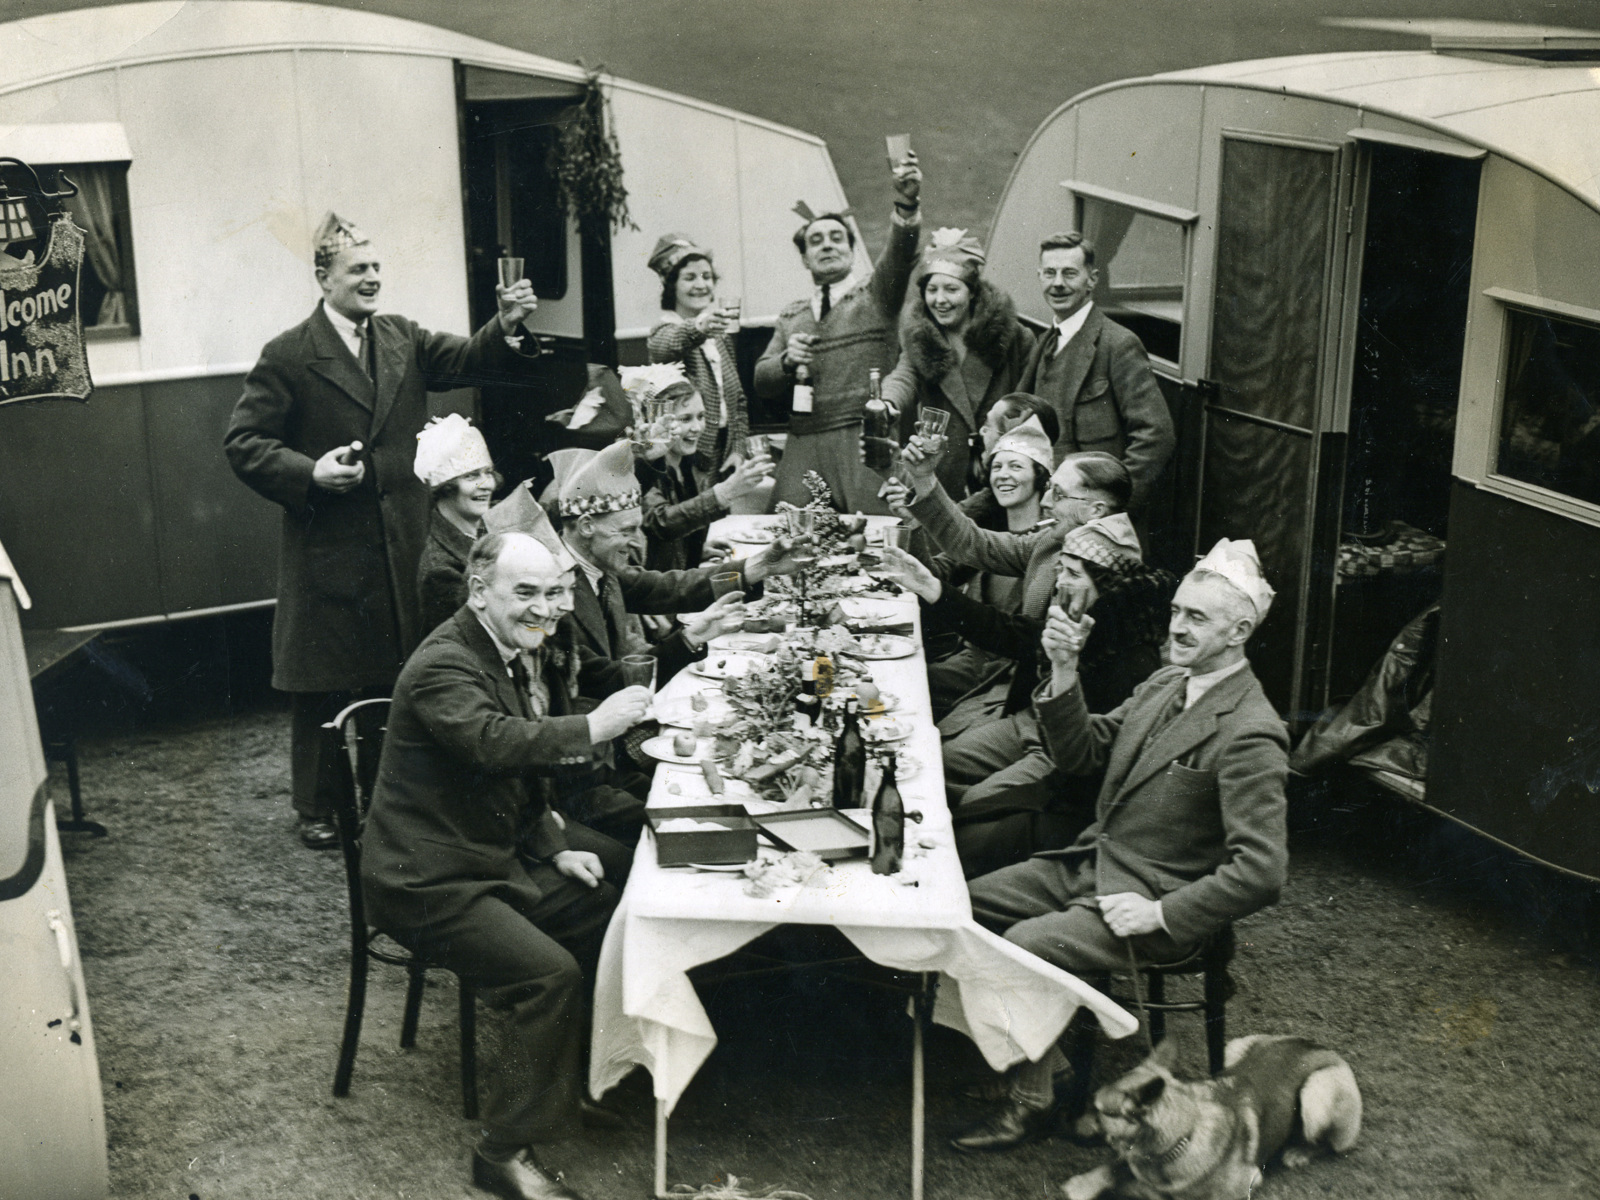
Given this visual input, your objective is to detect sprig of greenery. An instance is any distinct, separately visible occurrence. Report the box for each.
[549,68,637,233]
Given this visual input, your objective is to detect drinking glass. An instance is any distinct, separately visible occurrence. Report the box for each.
[619,654,657,693]
[497,256,525,289]
[710,571,744,600]
[786,508,816,539]
[915,408,950,439]
[721,294,742,326]
[746,434,769,460]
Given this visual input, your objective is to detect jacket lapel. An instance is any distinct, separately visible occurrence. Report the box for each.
[454,610,525,716]
[369,316,409,440]
[1056,308,1104,423]
[305,304,376,413]
[1114,668,1253,801]
[571,572,612,657]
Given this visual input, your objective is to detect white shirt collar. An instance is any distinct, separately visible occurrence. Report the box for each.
[322,299,368,356]
[1053,300,1095,353]
[473,611,522,668]
[1183,656,1249,709]
[561,536,607,593]
[812,270,866,320]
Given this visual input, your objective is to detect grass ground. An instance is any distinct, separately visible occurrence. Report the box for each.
[56,704,1600,1200]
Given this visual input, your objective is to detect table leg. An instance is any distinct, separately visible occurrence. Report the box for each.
[911,973,930,1200]
[655,1097,669,1200]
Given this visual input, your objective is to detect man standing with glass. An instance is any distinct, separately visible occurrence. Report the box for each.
[224,212,539,850]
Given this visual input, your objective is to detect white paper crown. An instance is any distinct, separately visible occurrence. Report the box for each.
[1193,537,1275,622]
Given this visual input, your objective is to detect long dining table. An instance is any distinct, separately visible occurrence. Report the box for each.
[589,513,1136,1199]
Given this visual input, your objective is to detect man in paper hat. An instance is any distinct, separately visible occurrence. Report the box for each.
[753,153,924,513]
[225,211,539,849]
[950,537,1288,1154]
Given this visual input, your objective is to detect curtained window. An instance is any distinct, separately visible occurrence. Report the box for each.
[50,161,138,336]
[1496,308,1600,509]
[1078,196,1185,365]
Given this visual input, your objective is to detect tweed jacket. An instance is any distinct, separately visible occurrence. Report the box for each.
[882,281,1035,498]
[752,215,922,436]
[224,303,520,692]
[1017,306,1175,509]
[360,608,596,935]
[647,315,749,469]
[416,509,477,637]
[1035,663,1290,946]
[566,561,721,698]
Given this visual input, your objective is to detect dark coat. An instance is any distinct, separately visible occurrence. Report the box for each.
[1035,663,1290,945]
[566,561,719,699]
[636,456,726,573]
[360,608,596,936]
[883,281,1035,498]
[1017,306,1175,509]
[224,303,518,692]
[416,509,477,637]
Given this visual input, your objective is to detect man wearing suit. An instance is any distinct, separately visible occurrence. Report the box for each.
[362,531,649,1200]
[951,539,1289,1153]
[1016,231,1175,510]
[225,212,537,849]
[753,155,923,513]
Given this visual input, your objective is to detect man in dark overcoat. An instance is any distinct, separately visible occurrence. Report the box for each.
[1015,231,1176,510]
[362,531,648,1200]
[951,539,1289,1155]
[224,213,536,848]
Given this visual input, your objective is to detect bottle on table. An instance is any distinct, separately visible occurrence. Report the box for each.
[796,658,819,724]
[870,753,905,875]
[862,367,894,472]
[831,698,867,808]
[793,362,814,414]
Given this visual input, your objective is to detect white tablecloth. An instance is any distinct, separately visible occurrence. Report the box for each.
[590,515,1136,1113]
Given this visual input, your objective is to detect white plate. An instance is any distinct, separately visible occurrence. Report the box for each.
[709,632,783,654]
[639,734,715,764]
[652,694,732,728]
[838,599,905,622]
[841,688,899,713]
[651,766,755,803]
[861,716,911,743]
[852,635,917,660]
[691,653,762,680]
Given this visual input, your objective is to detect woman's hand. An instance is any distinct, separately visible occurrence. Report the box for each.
[1042,605,1094,691]
[693,307,734,338]
[897,437,941,489]
[878,477,917,521]
[713,454,775,507]
[878,546,941,604]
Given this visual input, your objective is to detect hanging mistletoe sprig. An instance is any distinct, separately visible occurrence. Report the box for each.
[549,66,637,233]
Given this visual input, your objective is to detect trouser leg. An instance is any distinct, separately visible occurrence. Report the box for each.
[290,688,387,820]
[942,711,1035,804]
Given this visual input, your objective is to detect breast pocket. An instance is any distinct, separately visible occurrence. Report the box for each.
[1162,762,1217,796]
[1073,382,1121,446]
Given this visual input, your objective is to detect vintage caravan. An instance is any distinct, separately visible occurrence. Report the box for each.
[0,0,857,631]
[0,541,107,1200]
[987,21,1600,877]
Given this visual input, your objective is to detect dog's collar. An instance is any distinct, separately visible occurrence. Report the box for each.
[1149,1133,1191,1167]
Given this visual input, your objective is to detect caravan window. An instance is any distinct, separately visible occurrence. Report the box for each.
[46,162,139,338]
[1078,196,1185,365]
[1496,308,1600,509]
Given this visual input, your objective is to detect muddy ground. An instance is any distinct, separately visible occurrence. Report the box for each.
[42,614,1600,1200]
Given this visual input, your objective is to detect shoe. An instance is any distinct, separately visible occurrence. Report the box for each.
[961,1064,1074,1103]
[297,818,339,850]
[472,1147,586,1200]
[949,1097,1058,1154]
[578,1096,625,1129]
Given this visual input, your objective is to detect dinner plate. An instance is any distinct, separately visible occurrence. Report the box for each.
[651,765,755,803]
[639,734,715,764]
[682,861,749,873]
[861,716,911,743]
[843,689,899,713]
[852,634,917,660]
[652,694,732,728]
[690,653,762,680]
[838,599,905,623]
[709,632,783,654]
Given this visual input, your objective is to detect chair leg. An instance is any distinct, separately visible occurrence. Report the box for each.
[459,980,479,1121]
[1062,1004,1101,1119]
[400,963,427,1049]
[333,946,369,1097]
[1203,966,1229,1076]
[1144,971,1166,1045]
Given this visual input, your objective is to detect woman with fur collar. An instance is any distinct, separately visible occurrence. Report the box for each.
[882,229,1036,498]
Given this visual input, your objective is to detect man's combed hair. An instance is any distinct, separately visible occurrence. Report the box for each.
[1059,450,1131,512]
[792,214,858,256]
[466,531,513,586]
[1185,568,1259,629]
[1038,230,1096,267]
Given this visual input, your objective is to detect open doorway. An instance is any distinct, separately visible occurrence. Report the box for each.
[1324,145,1479,702]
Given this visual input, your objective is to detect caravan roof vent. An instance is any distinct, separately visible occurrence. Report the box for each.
[1325,18,1600,63]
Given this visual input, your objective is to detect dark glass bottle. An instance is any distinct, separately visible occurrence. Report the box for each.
[832,698,867,809]
[870,754,904,875]
[862,367,894,471]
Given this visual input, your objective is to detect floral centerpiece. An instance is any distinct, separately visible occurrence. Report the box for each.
[712,646,831,805]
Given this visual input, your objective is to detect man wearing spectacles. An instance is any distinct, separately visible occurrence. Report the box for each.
[1016,232,1175,511]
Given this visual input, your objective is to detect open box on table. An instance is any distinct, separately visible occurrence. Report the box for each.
[646,805,759,866]
[753,808,871,861]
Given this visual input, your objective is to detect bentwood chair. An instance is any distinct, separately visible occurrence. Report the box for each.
[324,698,480,1119]
[1066,922,1236,1098]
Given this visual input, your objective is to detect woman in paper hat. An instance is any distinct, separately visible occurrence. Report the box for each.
[413,413,499,633]
[882,228,1037,498]
[645,233,750,474]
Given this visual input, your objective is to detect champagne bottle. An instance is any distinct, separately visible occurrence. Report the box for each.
[793,362,814,414]
[870,753,905,875]
[862,367,893,471]
[832,698,867,809]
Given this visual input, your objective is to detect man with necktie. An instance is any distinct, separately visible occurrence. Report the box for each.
[951,538,1290,1153]
[1015,231,1175,511]
[225,213,539,849]
[754,155,924,513]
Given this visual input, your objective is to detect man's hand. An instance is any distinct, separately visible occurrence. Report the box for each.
[1097,893,1163,939]
[683,591,746,646]
[879,546,941,604]
[878,477,917,520]
[892,150,922,207]
[496,279,538,333]
[587,685,653,743]
[897,437,941,489]
[743,534,806,583]
[782,333,817,371]
[700,538,735,566]
[1042,604,1093,693]
[553,850,605,889]
[312,443,365,492]
[713,454,774,508]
